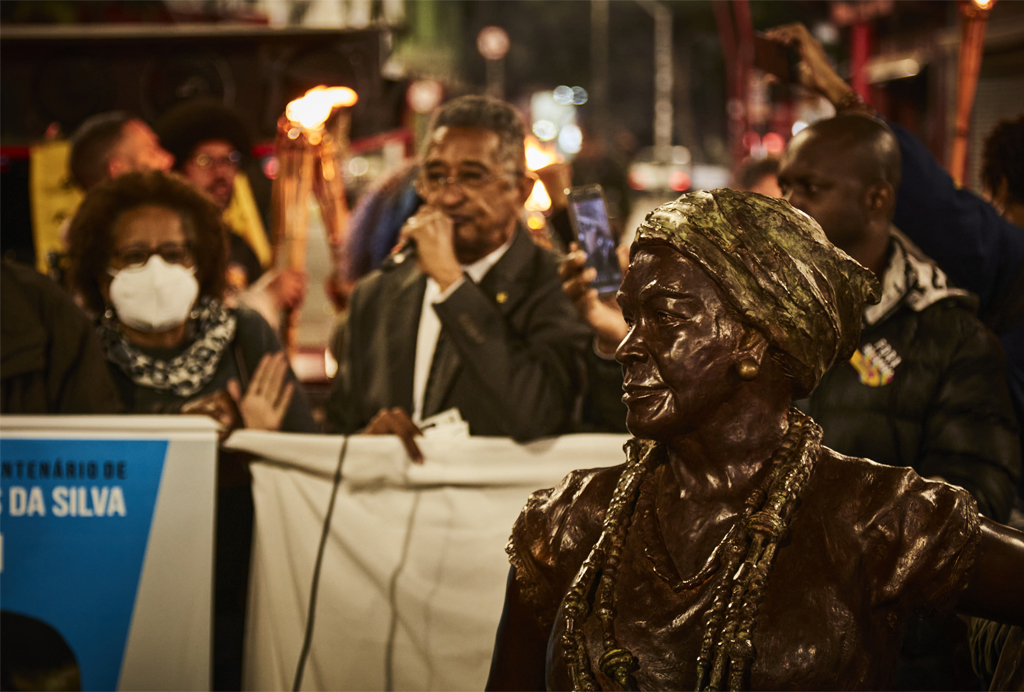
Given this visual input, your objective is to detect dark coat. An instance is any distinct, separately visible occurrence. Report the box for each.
[803,236,1020,522]
[325,227,591,440]
[1,260,122,414]
[891,121,1024,495]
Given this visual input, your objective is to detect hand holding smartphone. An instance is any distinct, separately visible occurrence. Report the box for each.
[566,185,623,297]
[753,32,801,83]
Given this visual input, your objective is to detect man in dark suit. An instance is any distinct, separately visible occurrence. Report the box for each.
[325,95,590,459]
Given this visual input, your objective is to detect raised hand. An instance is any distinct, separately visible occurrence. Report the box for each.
[227,351,295,431]
[559,242,629,356]
[399,207,464,292]
[763,23,854,105]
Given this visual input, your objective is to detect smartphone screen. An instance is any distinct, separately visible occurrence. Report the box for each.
[567,185,623,297]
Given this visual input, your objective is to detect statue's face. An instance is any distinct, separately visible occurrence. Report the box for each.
[616,244,749,440]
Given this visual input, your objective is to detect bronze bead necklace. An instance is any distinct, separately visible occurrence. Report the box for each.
[560,409,822,691]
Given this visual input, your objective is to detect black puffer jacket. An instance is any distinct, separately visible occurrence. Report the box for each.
[802,232,1020,522]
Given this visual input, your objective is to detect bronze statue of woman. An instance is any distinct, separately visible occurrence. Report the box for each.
[486,189,1024,691]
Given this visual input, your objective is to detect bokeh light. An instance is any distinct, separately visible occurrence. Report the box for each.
[532,119,558,141]
[763,132,785,154]
[348,157,370,176]
[669,171,691,192]
[559,124,583,153]
[553,85,574,105]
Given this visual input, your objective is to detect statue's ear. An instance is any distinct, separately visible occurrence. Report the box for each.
[737,327,770,365]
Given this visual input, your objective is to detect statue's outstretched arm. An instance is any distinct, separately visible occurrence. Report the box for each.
[957,518,1024,625]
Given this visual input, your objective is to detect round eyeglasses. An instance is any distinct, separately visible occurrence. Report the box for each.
[110,243,195,271]
[191,150,242,171]
[419,168,507,195]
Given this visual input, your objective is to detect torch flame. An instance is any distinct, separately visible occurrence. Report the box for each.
[525,135,560,171]
[523,135,562,212]
[525,180,552,211]
[286,86,358,130]
[972,0,994,8]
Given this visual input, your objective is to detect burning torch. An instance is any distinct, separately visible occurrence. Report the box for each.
[522,135,564,249]
[949,0,997,187]
[273,86,358,352]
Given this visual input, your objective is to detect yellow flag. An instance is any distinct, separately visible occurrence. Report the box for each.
[223,171,272,268]
[29,140,83,275]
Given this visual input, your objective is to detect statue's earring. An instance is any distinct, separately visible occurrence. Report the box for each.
[736,357,759,381]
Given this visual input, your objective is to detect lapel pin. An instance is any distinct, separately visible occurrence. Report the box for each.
[495,291,508,304]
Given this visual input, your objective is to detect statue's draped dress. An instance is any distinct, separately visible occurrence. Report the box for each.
[508,448,980,691]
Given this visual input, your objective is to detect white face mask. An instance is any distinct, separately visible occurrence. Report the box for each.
[108,255,199,332]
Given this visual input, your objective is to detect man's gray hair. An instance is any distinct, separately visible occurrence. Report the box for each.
[424,95,527,176]
[68,111,133,191]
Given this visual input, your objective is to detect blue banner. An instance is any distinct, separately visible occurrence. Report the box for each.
[1,439,168,691]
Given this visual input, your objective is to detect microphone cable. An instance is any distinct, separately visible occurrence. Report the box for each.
[291,435,349,692]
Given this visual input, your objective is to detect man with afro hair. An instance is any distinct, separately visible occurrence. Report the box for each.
[157,100,305,330]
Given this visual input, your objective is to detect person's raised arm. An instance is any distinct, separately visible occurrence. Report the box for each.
[559,241,629,357]
[234,306,318,433]
[764,23,856,108]
[765,22,1024,313]
[227,351,295,431]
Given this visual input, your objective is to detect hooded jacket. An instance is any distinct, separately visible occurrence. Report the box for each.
[803,230,1020,522]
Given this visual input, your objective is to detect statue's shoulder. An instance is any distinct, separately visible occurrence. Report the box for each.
[516,464,625,549]
[507,464,625,627]
[806,446,980,558]
[806,446,981,611]
[812,446,939,498]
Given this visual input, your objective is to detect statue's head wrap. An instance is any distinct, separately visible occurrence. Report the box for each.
[633,189,880,397]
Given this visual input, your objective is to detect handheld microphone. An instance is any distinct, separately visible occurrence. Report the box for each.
[381,238,417,270]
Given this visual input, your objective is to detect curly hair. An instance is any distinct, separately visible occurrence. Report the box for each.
[981,114,1024,206]
[155,99,253,170]
[68,171,228,314]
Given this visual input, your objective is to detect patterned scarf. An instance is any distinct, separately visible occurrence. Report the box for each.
[99,297,237,398]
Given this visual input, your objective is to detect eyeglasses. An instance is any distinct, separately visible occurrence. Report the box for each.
[419,167,517,195]
[191,150,242,171]
[110,243,195,271]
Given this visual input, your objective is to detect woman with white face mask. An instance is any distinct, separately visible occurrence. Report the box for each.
[67,171,316,434]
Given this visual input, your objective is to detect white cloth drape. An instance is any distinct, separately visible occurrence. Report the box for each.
[223,432,629,691]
